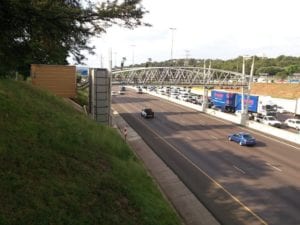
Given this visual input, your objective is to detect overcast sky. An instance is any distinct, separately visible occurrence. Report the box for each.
[75,0,300,68]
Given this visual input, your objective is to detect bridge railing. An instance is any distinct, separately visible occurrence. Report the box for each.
[112,67,250,87]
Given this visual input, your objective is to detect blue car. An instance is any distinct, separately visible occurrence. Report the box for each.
[228,132,256,146]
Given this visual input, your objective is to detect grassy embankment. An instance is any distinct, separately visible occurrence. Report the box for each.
[0,79,181,225]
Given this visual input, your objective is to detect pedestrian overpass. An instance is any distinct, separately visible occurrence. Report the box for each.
[84,66,253,126]
[112,67,251,88]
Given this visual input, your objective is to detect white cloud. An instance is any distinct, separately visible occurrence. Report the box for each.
[75,0,300,67]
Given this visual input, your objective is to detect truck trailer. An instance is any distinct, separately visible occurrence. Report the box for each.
[295,98,300,118]
[211,90,236,113]
[235,94,277,116]
[211,90,277,117]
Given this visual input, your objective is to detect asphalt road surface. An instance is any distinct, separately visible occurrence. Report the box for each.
[112,87,300,225]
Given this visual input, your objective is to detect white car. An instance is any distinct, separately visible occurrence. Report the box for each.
[261,116,282,128]
[277,106,288,114]
[284,118,300,130]
[137,88,143,94]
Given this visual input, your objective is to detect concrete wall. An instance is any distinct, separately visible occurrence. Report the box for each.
[247,121,300,145]
[31,64,76,97]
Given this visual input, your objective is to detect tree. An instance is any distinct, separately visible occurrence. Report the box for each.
[275,71,288,80]
[285,65,300,75]
[0,0,149,78]
[256,66,284,76]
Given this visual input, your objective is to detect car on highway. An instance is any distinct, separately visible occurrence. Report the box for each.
[256,115,282,128]
[277,106,288,114]
[137,88,143,94]
[141,108,154,118]
[284,118,300,130]
[228,132,256,146]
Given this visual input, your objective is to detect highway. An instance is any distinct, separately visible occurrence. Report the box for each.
[112,87,300,225]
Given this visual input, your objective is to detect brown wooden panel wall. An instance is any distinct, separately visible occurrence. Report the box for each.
[31,64,76,98]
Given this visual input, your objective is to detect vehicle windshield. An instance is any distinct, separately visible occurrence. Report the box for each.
[243,134,253,140]
[267,116,276,121]
[265,105,277,111]
[296,121,300,124]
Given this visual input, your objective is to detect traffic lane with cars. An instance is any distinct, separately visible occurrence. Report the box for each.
[114,87,299,189]
[112,91,266,225]
[112,87,300,225]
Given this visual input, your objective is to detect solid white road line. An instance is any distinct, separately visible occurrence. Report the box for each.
[266,163,282,172]
[210,135,218,140]
[233,165,246,174]
[138,118,268,225]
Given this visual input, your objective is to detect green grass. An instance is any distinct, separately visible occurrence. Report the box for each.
[72,87,89,106]
[0,79,181,225]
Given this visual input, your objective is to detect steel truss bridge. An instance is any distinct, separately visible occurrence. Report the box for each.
[112,67,251,87]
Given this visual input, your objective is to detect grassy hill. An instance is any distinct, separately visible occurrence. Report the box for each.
[0,79,181,225]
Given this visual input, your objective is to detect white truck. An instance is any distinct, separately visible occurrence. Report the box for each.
[256,96,277,116]
[295,98,300,118]
[256,115,282,128]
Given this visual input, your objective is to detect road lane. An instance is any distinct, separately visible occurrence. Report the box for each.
[112,88,300,225]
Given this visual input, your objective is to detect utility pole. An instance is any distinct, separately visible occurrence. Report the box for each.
[100,54,103,68]
[131,44,135,66]
[113,52,117,69]
[170,27,176,60]
[184,49,190,66]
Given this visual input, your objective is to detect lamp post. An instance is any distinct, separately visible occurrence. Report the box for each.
[131,44,135,66]
[113,52,117,69]
[245,56,255,113]
[241,56,250,113]
[241,55,254,124]
[184,49,190,66]
[170,27,176,60]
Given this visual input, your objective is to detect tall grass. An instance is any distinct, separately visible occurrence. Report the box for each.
[0,80,181,225]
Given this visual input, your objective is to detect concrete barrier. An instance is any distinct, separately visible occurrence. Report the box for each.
[205,109,242,124]
[247,121,300,145]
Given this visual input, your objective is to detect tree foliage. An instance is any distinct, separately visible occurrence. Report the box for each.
[145,55,300,79]
[0,0,149,78]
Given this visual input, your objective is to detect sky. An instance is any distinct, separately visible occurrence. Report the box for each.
[74,0,300,68]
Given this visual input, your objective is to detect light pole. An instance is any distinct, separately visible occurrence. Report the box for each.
[131,44,135,66]
[170,27,176,60]
[241,56,250,112]
[184,49,190,66]
[241,55,253,124]
[113,52,117,68]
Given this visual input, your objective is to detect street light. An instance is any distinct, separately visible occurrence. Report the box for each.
[241,55,255,124]
[184,49,190,66]
[241,55,251,113]
[131,44,135,66]
[113,52,117,68]
[170,27,176,60]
